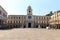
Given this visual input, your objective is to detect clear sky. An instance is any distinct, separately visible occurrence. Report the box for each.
[0,0,60,15]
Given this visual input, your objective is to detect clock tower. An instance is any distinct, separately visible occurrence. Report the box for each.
[26,6,33,20]
[26,6,34,28]
[27,6,32,15]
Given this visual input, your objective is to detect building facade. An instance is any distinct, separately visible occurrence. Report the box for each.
[7,6,50,28]
[1,5,60,29]
[0,6,7,28]
[49,10,60,29]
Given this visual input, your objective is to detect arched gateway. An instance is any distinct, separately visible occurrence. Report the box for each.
[28,23,31,28]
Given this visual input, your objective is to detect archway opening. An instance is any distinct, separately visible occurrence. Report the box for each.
[28,23,31,28]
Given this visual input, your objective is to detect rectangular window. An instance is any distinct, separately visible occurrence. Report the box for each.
[47,17,48,19]
[11,21,12,23]
[19,17,20,19]
[42,17,43,19]
[0,11,1,15]
[8,21,9,23]
[39,17,40,19]
[14,21,15,23]
[18,21,20,23]
[3,13,6,17]
[11,17,12,19]
[14,17,15,19]
[16,17,18,19]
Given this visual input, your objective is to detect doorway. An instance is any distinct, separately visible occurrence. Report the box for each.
[28,23,31,28]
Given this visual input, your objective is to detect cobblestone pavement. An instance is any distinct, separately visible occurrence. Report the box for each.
[0,28,60,40]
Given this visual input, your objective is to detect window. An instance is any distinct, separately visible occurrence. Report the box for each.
[11,17,12,19]
[14,21,15,23]
[8,21,9,23]
[38,21,39,23]
[0,11,1,15]
[3,13,6,17]
[16,17,18,19]
[43,21,44,23]
[43,17,44,19]
[39,17,40,19]
[14,17,15,19]
[47,17,49,19]
[28,16,32,19]
[16,21,18,23]
[19,17,20,19]
[19,21,20,23]
[11,21,12,23]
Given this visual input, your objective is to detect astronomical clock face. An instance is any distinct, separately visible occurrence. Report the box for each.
[28,16,32,19]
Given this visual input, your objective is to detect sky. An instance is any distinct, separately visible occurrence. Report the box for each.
[0,0,60,15]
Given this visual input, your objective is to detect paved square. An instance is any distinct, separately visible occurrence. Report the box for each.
[0,28,60,40]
